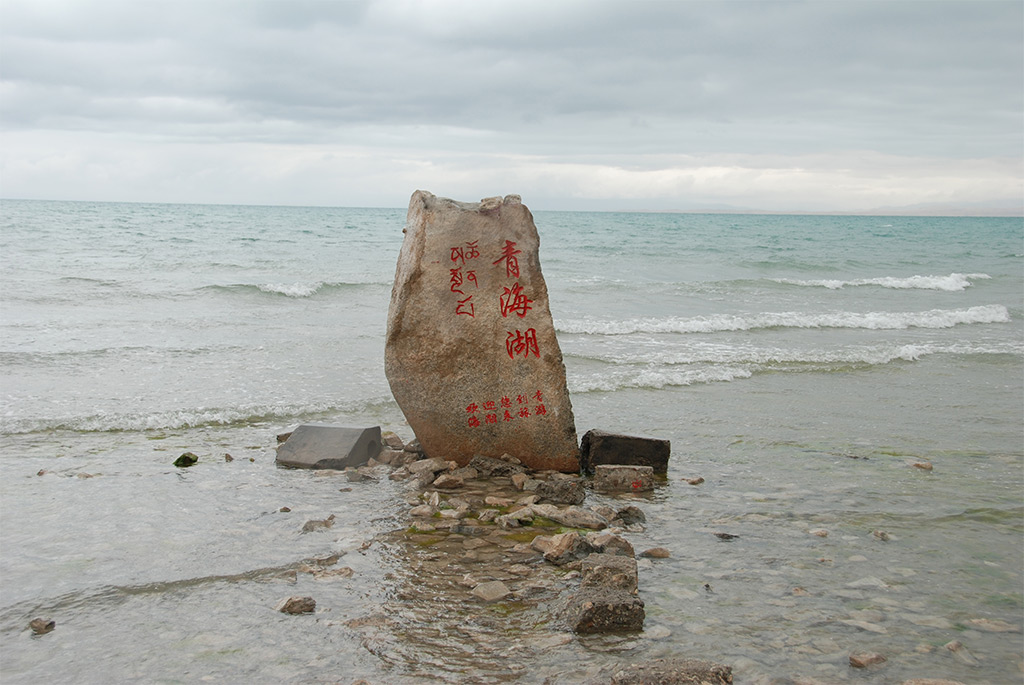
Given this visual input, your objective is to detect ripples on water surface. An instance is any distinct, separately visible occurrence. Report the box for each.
[1,201,1021,683]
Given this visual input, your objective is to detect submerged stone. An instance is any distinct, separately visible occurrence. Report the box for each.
[609,658,733,684]
[385,191,578,472]
[173,452,199,467]
[275,425,381,470]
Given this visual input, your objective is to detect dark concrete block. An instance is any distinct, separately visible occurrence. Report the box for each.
[276,424,381,470]
[579,429,670,475]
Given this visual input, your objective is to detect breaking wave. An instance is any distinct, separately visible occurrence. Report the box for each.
[771,273,991,291]
[0,397,398,435]
[557,305,1010,336]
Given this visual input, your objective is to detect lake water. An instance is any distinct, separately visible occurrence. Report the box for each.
[1,199,1021,683]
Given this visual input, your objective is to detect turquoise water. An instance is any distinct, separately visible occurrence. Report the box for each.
[1,199,1021,683]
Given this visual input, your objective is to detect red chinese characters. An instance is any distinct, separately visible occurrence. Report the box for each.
[506,328,539,359]
[465,390,547,428]
[499,282,533,318]
[492,240,522,278]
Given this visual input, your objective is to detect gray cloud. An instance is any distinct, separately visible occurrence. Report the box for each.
[1,0,1020,210]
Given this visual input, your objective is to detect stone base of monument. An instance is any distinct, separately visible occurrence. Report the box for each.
[579,429,671,475]
[593,464,656,493]
[275,424,381,470]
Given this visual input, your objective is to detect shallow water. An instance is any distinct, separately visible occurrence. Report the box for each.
[1,201,1021,683]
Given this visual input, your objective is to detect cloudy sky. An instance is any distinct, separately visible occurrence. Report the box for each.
[1,0,1021,212]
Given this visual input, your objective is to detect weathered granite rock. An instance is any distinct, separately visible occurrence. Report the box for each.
[612,505,646,526]
[580,429,670,475]
[385,191,579,472]
[275,425,381,470]
[609,658,733,684]
[593,464,655,492]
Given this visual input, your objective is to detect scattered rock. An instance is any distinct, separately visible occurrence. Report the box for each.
[849,652,887,668]
[912,461,933,471]
[29,618,55,635]
[900,680,966,685]
[432,473,465,489]
[609,658,732,684]
[381,431,405,450]
[484,495,514,507]
[468,455,527,477]
[593,464,655,493]
[36,469,48,476]
[278,506,291,513]
[544,505,608,530]
[640,547,670,559]
[276,596,316,614]
[408,457,451,477]
[586,532,635,557]
[301,514,335,533]
[409,504,436,517]
[873,530,892,541]
[613,505,646,527]
[532,531,597,565]
[471,580,511,603]
[173,452,199,467]
[809,529,829,537]
[535,478,585,505]
[580,554,639,593]
[714,532,739,541]
[684,476,704,485]
[563,586,645,634]
[224,453,234,462]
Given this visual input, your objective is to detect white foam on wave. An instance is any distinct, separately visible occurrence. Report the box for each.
[257,282,324,297]
[569,366,753,393]
[772,273,990,291]
[0,397,394,435]
[557,305,1010,336]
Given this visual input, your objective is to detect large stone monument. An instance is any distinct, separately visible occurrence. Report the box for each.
[385,191,579,472]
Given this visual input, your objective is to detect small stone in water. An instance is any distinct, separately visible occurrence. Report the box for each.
[873,530,891,541]
[640,547,671,559]
[849,652,886,668]
[912,461,933,470]
[713,532,738,541]
[472,580,511,603]
[276,596,316,614]
[279,506,291,512]
[173,452,199,467]
[29,618,55,634]
[810,529,829,537]
[684,477,704,485]
[224,453,234,462]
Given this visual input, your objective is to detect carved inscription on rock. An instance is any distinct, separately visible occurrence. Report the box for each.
[385,191,579,472]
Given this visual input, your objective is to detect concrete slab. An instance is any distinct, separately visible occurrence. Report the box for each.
[275,424,382,470]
